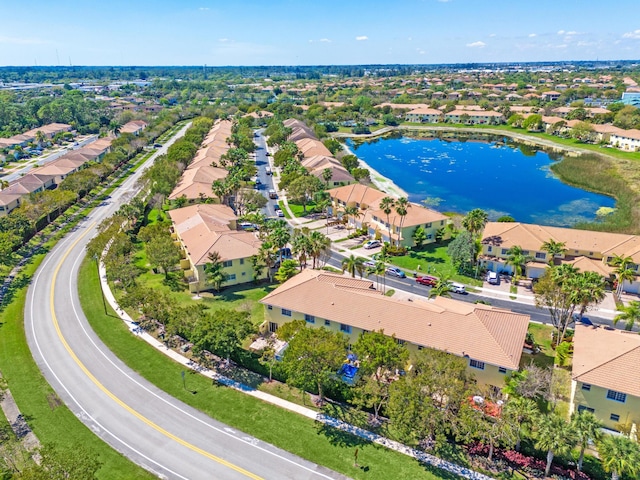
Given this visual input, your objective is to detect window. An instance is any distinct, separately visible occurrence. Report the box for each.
[582,383,591,391]
[340,324,351,334]
[426,222,432,228]
[498,367,507,374]
[227,274,236,280]
[222,260,232,267]
[324,319,331,326]
[522,250,530,256]
[470,359,485,370]
[535,252,546,259]
[268,322,278,333]
[417,345,424,351]
[241,272,246,276]
[607,390,627,403]
[487,246,492,252]
[396,339,405,345]
[373,216,379,222]
[578,405,595,414]
[440,220,445,226]
[610,413,620,422]
[501,249,508,255]
[588,252,594,256]
[267,305,273,310]
[282,309,292,317]
[305,314,315,324]
[240,258,244,265]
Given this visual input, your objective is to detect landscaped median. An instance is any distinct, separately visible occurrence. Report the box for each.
[78,258,470,480]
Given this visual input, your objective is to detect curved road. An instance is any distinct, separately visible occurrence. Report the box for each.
[25,124,344,480]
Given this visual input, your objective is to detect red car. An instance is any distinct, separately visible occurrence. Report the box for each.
[415,275,438,286]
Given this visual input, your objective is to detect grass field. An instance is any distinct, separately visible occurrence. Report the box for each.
[79,258,459,480]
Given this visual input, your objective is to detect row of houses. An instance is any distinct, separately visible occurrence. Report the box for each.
[479,221,640,294]
[405,107,505,125]
[327,183,450,247]
[282,119,355,186]
[168,120,232,202]
[0,123,73,150]
[0,136,114,216]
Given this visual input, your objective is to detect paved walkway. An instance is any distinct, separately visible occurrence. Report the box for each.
[98,260,494,479]
[0,371,41,451]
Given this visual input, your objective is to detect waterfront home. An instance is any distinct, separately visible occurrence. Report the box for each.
[443,110,504,125]
[571,324,640,433]
[300,155,354,186]
[405,107,443,123]
[260,269,530,389]
[609,129,640,152]
[327,183,386,213]
[168,203,265,293]
[480,222,640,293]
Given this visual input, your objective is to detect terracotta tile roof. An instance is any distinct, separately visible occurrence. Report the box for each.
[168,165,228,200]
[261,270,529,370]
[328,184,386,210]
[369,203,448,228]
[573,324,640,397]
[168,204,262,265]
[295,138,332,158]
[562,256,613,277]
[406,107,443,116]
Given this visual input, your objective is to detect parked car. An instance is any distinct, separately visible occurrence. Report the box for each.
[386,267,406,278]
[487,271,499,285]
[363,240,381,250]
[277,210,285,217]
[273,203,281,211]
[415,275,438,286]
[363,260,376,268]
[448,282,467,294]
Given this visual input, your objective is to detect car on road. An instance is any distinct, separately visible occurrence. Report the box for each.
[274,203,281,211]
[448,282,467,294]
[277,210,285,217]
[363,260,376,268]
[415,275,438,286]
[572,313,594,325]
[363,240,381,250]
[487,271,499,285]
[386,266,406,278]
[153,143,162,148]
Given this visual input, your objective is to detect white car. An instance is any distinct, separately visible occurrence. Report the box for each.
[363,240,381,250]
[449,282,466,294]
[487,271,499,285]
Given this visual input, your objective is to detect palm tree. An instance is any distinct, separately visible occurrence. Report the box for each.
[394,197,410,247]
[341,254,365,278]
[571,410,603,472]
[35,130,47,148]
[109,120,121,136]
[462,208,488,237]
[322,168,333,188]
[0,180,8,191]
[540,239,566,265]
[614,300,640,331]
[428,273,452,299]
[269,226,291,265]
[372,260,387,293]
[343,205,361,233]
[505,245,531,281]
[613,266,636,298]
[379,196,396,245]
[308,230,331,269]
[534,414,576,477]
[204,251,228,292]
[291,230,312,271]
[503,397,538,452]
[598,434,640,480]
[574,271,607,320]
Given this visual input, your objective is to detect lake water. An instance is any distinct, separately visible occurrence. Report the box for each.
[349,135,615,227]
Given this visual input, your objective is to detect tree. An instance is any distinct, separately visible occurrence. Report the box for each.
[308,230,331,269]
[598,434,640,480]
[249,254,265,283]
[570,121,595,143]
[379,196,396,244]
[534,414,576,477]
[428,275,452,299]
[574,271,606,319]
[322,168,333,188]
[235,189,267,216]
[613,265,635,298]
[191,309,255,363]
[505,245,531,281]
[281,325,347,403]
[204,251,228,292]
[503,396,539,452]
[35,130,47,148]
[394,197,410,246]
[341,254,365,278]
[540,239,566,265]
[571,410,603,472]
[275,259,298,283]
[291,229,312,270]
[447,230,475,273]
[462,208,488,237]
[412,226,427,249]
[614,300,640,331]
[286,175,323,212]
[522,114,543,131]
[534,265,581,348]
[352,330,409,418]
[269,226,291,265]
[340,154,359,172]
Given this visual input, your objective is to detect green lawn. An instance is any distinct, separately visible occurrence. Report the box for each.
[79,259,458,480]
[285,200,317,218]
[0,253,154,480]
[387,241,482,286]
[520,323,555,369]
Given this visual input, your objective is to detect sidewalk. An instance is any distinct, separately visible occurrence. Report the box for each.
[97,260,494,480]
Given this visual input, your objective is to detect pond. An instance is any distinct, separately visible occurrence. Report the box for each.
[348,133,616,227]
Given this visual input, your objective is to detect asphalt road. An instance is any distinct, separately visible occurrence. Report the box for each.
[254,131,279,218]
[25,124,344,480]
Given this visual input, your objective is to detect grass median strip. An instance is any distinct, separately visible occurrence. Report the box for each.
[78,258,456,480]
[0,253,155,480]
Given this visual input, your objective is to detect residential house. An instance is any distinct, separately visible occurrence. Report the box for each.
[405,107,443,123]
[327,183,386,214]
[120,120,148,136]
[610,129,640,152]
[365,203,450,247]
[541,91,561,102]
[480,222,640,293]
[168,203,265,293]
[0,173,56,217]
[571,324,640,432]
[260,269,530,389]
[300,155,354,187]
[444,110,504,125]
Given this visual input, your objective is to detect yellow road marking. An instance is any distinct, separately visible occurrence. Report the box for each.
[50,224,263,480]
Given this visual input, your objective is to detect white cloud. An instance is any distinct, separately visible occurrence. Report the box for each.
[416,48,426,54]
[437,0,452,2]
[0,35,48,45]
[623,29,640,39]
[557,30,565,35]
[355,36,368,41]
[319,38,331,43]
[577,40,596,47]
[488,33,497,38]
[466,41,486,48]
[198,7,209,10]
[218,38,229,42]
[528,33,537,38]
[566,31,578,35]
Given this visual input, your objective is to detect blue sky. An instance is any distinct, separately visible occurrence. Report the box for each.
[1,0,639,66]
